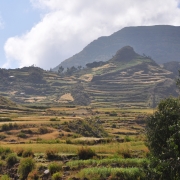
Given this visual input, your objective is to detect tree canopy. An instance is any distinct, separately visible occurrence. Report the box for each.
[146,97,180,179]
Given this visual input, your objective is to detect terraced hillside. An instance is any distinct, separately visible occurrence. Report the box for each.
[81,47,178,108]
[0,67,79,106]
[0,46,178,108]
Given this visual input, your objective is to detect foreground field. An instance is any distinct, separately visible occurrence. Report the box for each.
[0,105,152,179]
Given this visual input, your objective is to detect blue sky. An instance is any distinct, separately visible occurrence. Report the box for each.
[0,0,41,68]
[1,0,180,70]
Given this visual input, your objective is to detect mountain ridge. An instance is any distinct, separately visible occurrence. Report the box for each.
[54,25,180,70]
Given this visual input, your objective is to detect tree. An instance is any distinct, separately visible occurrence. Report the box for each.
[58,66,64,75]
[146,97,180,179]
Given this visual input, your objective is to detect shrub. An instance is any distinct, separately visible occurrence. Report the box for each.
[18,132,27,138]
[1,124,9,131]
[111,124,116,128]
[66,139,72,144]
[16,148,24,156]
[48,162,62,174]
[1,175,10,180]
[77,147,96,160]
[22,149,34,158]
[124,135,131,142]
[109,111,117,116]
[45,148,58,160]
[18,157,35,180]
[6,153,18,167]
[0,147,12,159]
[21,129,33,134]
[52,172,62,180]
[38,127,49,134]
[50,118,60,121]
[0,134,6,140]
[27,170,39,180]
[0,160,5,171]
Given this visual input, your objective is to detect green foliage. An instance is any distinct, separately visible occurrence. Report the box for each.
[0,117,11,122]
[50,117,60,121]
[18,157,35,180]
[0,175,10,180]
[1,123,18,131]
[52,172,62,180]
[0,134,6,140]
[67,119,108,138]
[6,153,18,167]
[22,149,34,158]
[48,162,62,174]
[79,167,145,180]
[77,147,96,160]
[109,111,118,116]
[17,132,27,138]
[0,147,12,159]
[146,97,180,179]
[38,127,49,134]
[66,158,149,170]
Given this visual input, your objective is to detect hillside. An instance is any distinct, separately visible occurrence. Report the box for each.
[0,46,179,108]
[77,46,178,108]
[54,25,180,69]
[162,61,180,76]
[0,96,17,107]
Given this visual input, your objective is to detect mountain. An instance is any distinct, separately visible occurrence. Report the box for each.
[0,46,178,108]
[0,96,17,108]
[54,25,180,70]
[78,46,178,108]
[162,61,180,76]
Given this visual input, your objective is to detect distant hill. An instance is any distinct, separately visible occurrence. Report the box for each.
[77,46,178,108]
[0,96,17,107]
[0,46,179,108]
[162,61,180,76]
[54,25,180,70]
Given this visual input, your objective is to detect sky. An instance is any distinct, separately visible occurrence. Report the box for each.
[0,0,180,70]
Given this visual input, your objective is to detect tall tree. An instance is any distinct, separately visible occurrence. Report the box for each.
[146,97,180,179]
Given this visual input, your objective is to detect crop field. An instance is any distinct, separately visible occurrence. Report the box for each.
[0,104,152,179]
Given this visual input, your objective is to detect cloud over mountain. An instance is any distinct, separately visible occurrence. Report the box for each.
[3,0,180,69]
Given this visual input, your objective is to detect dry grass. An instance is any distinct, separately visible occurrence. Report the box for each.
[0,142,147,155]
[59,93,74,102]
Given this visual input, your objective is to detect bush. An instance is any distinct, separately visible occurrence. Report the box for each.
[0,160,5,171]
[6,153,18,167]
[17,132,27,138]
[38,127,49,134]
[27,170,39,180]
[1,175,10,180]
[0,147,12,159]
[48,162,62,174]
[111,124,116,128]
[77,147,96,160]
[0,117,11,122]
[1,124,9,131]
[18,157,35,180]
[16,148,24,156]
[45,148,58,160]
[0,134,6,140]
[22,149,34,158]
[109,111,117,116]
[52,172,62,180]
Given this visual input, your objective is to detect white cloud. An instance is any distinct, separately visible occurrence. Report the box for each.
[4,0,180,69]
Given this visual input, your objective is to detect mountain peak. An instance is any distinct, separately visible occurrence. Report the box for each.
[111,46,138,62]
